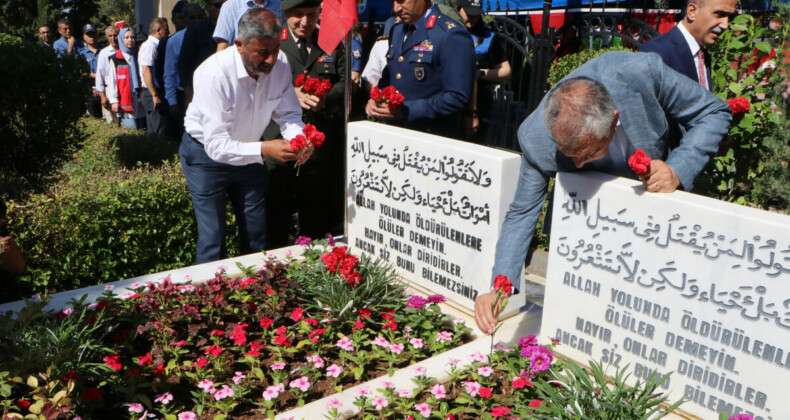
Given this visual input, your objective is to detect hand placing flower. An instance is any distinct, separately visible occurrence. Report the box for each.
[628,149,651,176]
[289,124,325,175]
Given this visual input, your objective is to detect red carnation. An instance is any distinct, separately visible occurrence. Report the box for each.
[493,275,513,295]
[478,387,493,398]
[315,79,332,96]
[291,307,305,321]
[137,352,153,366]
[528,399,542,408]
[303,77,321,95]
[294,73,307,87]
[259,317,274,328]
[371,85,404,110]
[490,406,511,418]
[289,135,307,151]
[15,400,31,409]
[628,149,651,175]
[726,97,750,115]
[303,123,326,147]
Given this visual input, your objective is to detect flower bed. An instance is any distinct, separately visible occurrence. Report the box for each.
[0,239,473,419]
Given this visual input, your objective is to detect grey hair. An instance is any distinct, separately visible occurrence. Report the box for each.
[543,77,616,154]
[237,8,283,44]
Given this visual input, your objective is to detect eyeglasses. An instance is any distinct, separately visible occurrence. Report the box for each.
[39,30,50,34]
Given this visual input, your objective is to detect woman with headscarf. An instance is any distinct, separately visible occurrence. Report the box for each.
[106,27,145,128]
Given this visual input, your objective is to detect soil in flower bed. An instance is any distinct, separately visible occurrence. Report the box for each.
[0,243,472,420]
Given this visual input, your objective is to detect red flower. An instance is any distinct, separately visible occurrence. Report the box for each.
[291,307,305,321]
[512,377,532,389]
[528,399,542,408]
[152,364,165,377]
[294,73,307,87]
[259,318,274,328]
[628,149,651,175]
[479,387,493,398]
[303,77,321,94]
[358,308,371,319]
[371,85,405,110]
[230,324,248,345]
[170,339,186,347]
[205,344,222,358]
[274,334,291,346]
[305,318,318,326]
[289,135,307,151]
[210,329,225,336]
[493,275,513,295]
[126,368,142,380]
[353,320,365,331]
[138,352,153,366]
[82,387,102,401]
[15,400,31,409]
[104,354,122,371]
[726,97,751,115]
[248,341,264,356]
[62,370,80,382]
[490,406,511,418]
[194,357,209,368]
[303,123,326,147]
[446,415,456,420]
[383,319,397,330]
[276,326,287,336]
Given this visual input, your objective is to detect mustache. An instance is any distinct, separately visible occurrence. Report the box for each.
[711,27,724,35]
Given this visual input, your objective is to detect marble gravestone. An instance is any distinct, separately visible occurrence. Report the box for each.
[345,121,522,314]
[541,171,790,420]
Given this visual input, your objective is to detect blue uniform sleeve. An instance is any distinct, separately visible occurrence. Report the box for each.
[402,28,475,123]
[351,37,363,72]
[164,32,184,106]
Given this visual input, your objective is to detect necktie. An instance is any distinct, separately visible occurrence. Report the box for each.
[403,25,415,47]
[696,49,708,90]
[298,38,308,63]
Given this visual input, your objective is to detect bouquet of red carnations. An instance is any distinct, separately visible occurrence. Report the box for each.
[294,74,332,97]
[370,86,405,110]
[289,124,325,175]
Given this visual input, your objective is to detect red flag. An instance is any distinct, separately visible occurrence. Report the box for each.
[318,0,358,55]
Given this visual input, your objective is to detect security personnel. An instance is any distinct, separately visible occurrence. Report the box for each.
[265,0,347,248]
[365,0,475,139]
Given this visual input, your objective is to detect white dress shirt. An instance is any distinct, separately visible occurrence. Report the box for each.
[362,39,388,87]
[677,22,706,84]
[184,47,304,166]
[95,45,116,93]
[137,35,160,89]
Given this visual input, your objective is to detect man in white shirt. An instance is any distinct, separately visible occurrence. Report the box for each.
[139,18,170,134]
[640,0,738,90]
[95,25,121,124]
[181,8,313,263]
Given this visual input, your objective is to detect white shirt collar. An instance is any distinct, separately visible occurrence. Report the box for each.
[233,47,254,80]
[677,22,701,57]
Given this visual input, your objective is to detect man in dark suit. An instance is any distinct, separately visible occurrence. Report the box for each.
[474,52,732,335]
[640,0,738,90]
[365,0,475,139]
[265,0,347,248]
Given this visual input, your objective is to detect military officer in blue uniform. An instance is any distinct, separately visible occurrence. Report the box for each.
[365,0,475,139]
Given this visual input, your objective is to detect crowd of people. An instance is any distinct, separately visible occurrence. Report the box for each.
[36,0,738,335]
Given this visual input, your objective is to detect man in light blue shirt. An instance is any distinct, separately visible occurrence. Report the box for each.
[53,18,84,56]
[213,0,284,52]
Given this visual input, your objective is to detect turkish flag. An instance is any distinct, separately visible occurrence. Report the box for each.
[318,0,358,54]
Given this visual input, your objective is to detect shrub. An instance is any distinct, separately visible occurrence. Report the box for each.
[547,46,631,87]
[0,34,90,195]
[5,120,240,301]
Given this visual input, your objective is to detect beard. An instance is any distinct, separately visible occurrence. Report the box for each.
[243,59,272,76]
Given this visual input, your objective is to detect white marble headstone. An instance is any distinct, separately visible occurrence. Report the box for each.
[346,121,521,313]
[542,171,790,420]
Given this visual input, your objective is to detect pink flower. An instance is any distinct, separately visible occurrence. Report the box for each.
[104,285,114,291]
[177,412,197,420]
[154,392,173,405]
[214,385,235,401]
[430,384,447,399]
[729,415,753,420]
[306,354,325,368]
[371,336,389,347]
[409,338,424,349]
[271,362,286,370]
[436,331,453,343]
[197,380,214,392]
[262,386,281,401]
[232,372,246,385]
[397,389,414,398]
[415,366,428,376]
[463,381,481,397]
[372,396,389,409]
[289,376,311,392]
[414,403,432,418]
[325,398,342,409]
[124,403,144,413]
[336,336,355,351]
[381,381,396,389]
[477,366,494,377]
[467,352,488,363]
[354,386,372,398]
[389,343,405,354]
[326,364,343,378]
[447,358,461,366]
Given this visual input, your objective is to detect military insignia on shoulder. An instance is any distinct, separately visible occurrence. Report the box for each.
[353,50,361,58]
[281,28,288,40]
[445,21,456,29]
[414,66,425,81]
[427,15,437,29]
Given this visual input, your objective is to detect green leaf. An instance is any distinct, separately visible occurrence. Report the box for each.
[212,415,227,420]
[728,82,743,95]
[755,41,771,54]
